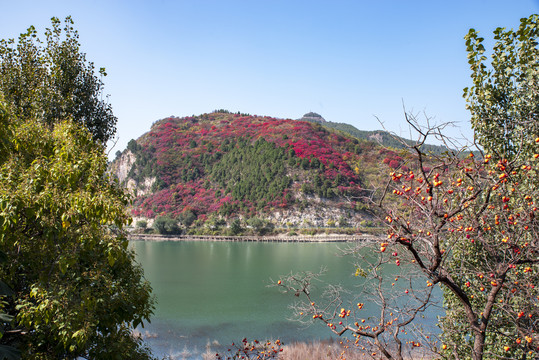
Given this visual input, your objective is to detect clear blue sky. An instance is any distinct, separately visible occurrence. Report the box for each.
[2,1,539,156]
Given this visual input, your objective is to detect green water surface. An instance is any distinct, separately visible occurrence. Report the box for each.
[131,240,438,359]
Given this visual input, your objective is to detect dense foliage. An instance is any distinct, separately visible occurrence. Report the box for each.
[0,17,116,144]
[465,14,539,161]
[0,101,155,359]
[0,18,154,359]
[210,137,292,206]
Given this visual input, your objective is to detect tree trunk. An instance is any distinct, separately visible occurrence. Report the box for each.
[472,331,485,360]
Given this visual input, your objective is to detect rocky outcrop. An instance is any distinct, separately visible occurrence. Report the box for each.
[111,150,155,197]
[114,150,135,183]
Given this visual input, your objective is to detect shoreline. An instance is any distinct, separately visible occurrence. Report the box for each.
[128,233,383,243]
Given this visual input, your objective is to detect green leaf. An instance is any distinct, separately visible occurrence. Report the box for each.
[107,252,115,267]
[59,260,67,274]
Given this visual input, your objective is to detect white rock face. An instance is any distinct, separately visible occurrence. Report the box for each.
[115,150,136,183]
[113,150,155,196]
[134,177,156,197]
[265,194,367,228]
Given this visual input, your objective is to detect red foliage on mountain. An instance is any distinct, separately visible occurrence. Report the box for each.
[123,112,373,220]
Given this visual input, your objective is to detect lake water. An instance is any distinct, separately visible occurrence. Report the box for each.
[131,240,441,359]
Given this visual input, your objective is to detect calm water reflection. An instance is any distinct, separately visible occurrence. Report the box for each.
[131,240,439,359]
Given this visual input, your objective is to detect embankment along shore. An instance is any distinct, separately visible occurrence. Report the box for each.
[129,233,383,243]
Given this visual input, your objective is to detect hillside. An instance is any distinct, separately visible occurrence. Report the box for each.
[111,111,414,233]
[298,112,450,154]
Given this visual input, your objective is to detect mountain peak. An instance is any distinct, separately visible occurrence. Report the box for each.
[298,112,326,123]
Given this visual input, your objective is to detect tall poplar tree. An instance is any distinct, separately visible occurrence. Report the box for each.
[0,17,116,144]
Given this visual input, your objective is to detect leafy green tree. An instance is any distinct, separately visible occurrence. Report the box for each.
[464,14,539,161]
[204,215,226,232]
[127,139,140,152]
[247,218,274,236]
[0,251,20,360]
[136,220,148,229]
[0,17,116,144]
[228,219,243,235]
[153,215,180,234]
[0,100,155,359]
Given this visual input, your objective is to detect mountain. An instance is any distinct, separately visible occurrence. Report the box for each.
[111,111,414,233]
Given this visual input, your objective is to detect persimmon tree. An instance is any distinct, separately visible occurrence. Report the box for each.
[275,15,539,360]
[276,252,439,360]
[382,129,538,360]
[439,13,539,359]
[276,115,538,360]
